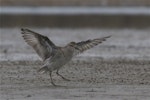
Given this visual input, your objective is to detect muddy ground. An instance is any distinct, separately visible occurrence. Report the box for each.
[1,59,150,100]
[0,28,150,100]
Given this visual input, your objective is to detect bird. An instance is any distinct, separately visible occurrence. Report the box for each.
[21,28,111,86]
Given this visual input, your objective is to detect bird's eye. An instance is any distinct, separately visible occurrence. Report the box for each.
[71,42,75,44]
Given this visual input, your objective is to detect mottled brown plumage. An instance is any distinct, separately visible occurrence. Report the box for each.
[21,28,111,86]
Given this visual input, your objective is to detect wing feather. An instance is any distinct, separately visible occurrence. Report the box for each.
[72,36,111,55]
[21,28,56,61]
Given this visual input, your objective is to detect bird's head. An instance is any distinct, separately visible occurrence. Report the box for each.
[68,42,76,46]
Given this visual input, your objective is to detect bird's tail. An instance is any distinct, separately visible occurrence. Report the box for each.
[37,66,49,74]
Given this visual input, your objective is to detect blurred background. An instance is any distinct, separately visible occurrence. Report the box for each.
[0,0,150,60]
[1,1,150,100]
[1,0,150,28]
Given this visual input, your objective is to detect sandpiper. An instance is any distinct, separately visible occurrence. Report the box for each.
[21,28,111,86]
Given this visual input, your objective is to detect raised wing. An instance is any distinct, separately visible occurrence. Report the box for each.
[71,36,111,55]
[21,28,56,61]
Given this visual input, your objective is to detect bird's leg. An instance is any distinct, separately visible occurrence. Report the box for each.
[49,71,57,86]
[56,69,70,81]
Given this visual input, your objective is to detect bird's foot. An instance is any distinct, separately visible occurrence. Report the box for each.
[61,77,71,81]
[58,75,71,81]
[51,81,58,87]
[56,71,71,81]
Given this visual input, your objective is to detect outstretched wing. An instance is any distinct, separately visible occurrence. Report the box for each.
[71,36,111,55]
[21,28,56,61]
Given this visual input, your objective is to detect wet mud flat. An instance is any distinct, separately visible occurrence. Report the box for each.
[0,59,150,100]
